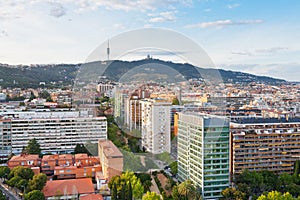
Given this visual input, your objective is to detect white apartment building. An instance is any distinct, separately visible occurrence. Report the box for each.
[140,99,171,154]
[178,112,230,200]
[0,110,107,160]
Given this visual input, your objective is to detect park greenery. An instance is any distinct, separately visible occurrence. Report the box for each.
[4,166,47,194]
[222,169,300,199]
[108,171,144,200]
[24,190,45,200]
[142,191,162,200]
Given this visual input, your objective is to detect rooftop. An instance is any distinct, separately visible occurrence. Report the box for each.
[231,117,300,125]
[43,178,94,197]
[9,154,39,162]
[80,194,104,200]
[75,154,89,159]
[98,140,123,158]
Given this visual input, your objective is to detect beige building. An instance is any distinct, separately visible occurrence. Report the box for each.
[98,139,123,181]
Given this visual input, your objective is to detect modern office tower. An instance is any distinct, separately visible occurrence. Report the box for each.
[178,112,230,200]
[140,99,171,154]
[230,117,300,174]
[0,110,107,160]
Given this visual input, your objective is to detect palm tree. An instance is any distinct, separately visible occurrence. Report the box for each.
[178,180,202,200]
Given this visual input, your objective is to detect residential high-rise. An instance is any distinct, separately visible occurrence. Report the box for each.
[0,110,107,160]
[230,117,300,174]
[178,112,230,200]
[140,99,171,154]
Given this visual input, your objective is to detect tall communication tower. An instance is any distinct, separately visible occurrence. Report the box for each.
[107,40,110,61]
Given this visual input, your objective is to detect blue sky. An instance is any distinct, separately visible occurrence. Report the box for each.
[0,0,300,81]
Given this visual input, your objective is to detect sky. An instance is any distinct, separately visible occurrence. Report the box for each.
[0,0,300,81]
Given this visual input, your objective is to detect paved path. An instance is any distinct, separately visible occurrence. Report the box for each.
[149,175,161,195]
[0,182,21,200]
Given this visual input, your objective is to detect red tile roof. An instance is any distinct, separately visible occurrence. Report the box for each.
[43,178,94,197]
[59,154,73,160]
[80,194,104,200]
[9,154,39,161]
[75,154,89,159]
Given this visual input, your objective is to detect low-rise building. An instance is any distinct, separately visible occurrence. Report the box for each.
[8,154,40,169]
[43,178,95,199]
[98,140,123,181]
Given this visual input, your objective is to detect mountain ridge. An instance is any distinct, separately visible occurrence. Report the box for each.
[0,59,286,88]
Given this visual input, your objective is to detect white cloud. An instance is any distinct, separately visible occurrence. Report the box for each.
[221,63,300,81]
[73,0,190,12]
[232,47,289,56]
[227,4,240,9]
[148,11,177,23]
[113,23,125,30]
[0,30,8,37]
[255,47,288,54]
[204,8,211,12]
[186,19,264,28]
[49,2,66,18]
[231,51,252,56]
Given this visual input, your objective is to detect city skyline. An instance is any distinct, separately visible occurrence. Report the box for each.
[0,0,300,81]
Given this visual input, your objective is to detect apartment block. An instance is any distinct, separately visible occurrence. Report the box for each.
[230,117,300,174]
[98,139,123,181]
[178,112,230,200]
[0,110,107,159]
[0,119,12,162]
[140,99,171,154]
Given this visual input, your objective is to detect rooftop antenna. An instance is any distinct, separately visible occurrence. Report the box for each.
[107,39,110,61]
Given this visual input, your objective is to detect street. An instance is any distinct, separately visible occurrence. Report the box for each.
[0,182,21,200]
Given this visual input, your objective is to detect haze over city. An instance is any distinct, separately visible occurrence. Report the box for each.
[0,0,300,81]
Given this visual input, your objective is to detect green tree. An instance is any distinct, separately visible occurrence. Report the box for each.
[108,171,144,200]
[128,182,133,200]
[39,90,51,99]
[9,166,34,180]
[120,184,126,200]
[169,161,178,175]
[16,179,28,190]
[0,191,6,200]
[111,183,118,200]
[24,190,45,200]
[0,166,10,178]
[142,191,161,200]
[7,176,22,187]
[221,188,246,200]
[172,97,180,105]
[28,173,47,191]
[177,180,201,200]
[74,144,91,155]
[172,184,181,200]
[294,160,300,176]
[25,138,41,155]
[257,191,295,200]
